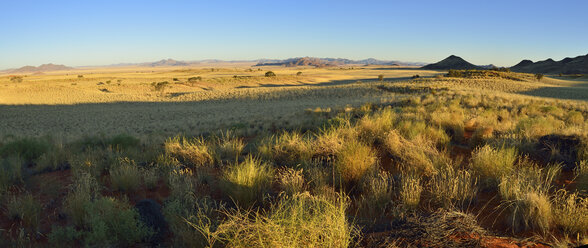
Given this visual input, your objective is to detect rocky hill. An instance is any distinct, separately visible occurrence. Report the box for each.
[510,54,588,74]
[11,63,72,73]
[422,55,481,70]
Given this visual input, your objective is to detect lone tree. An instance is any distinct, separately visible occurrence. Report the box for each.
[535,73,544,81]
[296,71,302,76]
[378,74,384,81]
[265,71,276,77]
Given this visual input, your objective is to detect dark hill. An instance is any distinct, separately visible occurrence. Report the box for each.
[422,55,482,70]
[510,54,588,74]
[11,63,72,73]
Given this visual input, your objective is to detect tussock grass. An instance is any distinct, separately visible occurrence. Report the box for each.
[357,170,394,218]
[576,160,588,193]
[221,156,274,207]
[4,192,42,230]
[552,190,588,237]
[191,192,357,248]
[258,132,312,167]
[356,107,396,144]
[0,137,50,162]
[312,124,355,160]
[470,145,517,189]
[0,156,23,192]
[383,130,437,176]
[64,172,101,226]
[334,139,377,186]
[400,173,423,210]
[498,162,560,234]
[213,130,245,164]
[276,167,305,195]
[164,136,213,167]
[429,164,478,209]
[109,157,142,192]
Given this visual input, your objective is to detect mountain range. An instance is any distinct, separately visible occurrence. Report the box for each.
[255,57,425,67]
[10,63,72,73]
[510,54,588,74]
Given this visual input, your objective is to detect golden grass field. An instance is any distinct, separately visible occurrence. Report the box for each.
[1,64,586,140]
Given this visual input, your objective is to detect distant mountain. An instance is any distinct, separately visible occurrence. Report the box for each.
[422,55,482,70]
[142,59,189,67]
[11,63,72,73]
[510,54,588,74]
[255,57,425,67]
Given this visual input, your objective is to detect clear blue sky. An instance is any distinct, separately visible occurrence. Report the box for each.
[1,0,587,69]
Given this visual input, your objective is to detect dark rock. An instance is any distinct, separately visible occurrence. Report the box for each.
[135,199,168,245]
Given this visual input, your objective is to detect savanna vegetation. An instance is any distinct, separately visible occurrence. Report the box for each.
[0,66,587,247]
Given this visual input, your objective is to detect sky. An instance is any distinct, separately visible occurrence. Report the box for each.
[1,0,587,69]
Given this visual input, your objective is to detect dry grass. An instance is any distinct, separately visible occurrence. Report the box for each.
[334,139,377,185]
[221,156,274,207]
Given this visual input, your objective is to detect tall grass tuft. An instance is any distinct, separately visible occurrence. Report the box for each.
[109,157,142,192]
[334,139,377,186]
[470,145,517,189]
[276,167,305,195]
[213,130,245,164]
[552,190,588,237]
[0,156,23,192]
[400,173,423,210]
[164,136,213,167]
[258,132,312,167]
[190,192,357,248]
[498,162,560,234]
[429,165,478,209]
[575,160,588,193]
[357,170,395,218]
[4,192,42,230]
[221,156,274,207]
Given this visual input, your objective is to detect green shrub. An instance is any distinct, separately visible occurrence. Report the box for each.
[0,138,50,162]
[221,156,274,207]
[470,145,517,189]
[190,192,357,248]
[109,157,142,192]
[4,192,42,230]
[0,156,23,192]
[516,116,564,139]
[36,142,71,173]
[109,134,140,150]
[64,172,101,226]
[165,197,225,247]
[82,197,153,246]
[167,168,196,207]
[334,139,377,186]
[48,226,82,246]
[165,136,213,167]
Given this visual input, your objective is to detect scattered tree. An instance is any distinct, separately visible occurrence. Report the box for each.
[296,71,302,76]
[535,73,544,81]
[265,71,276,77]
[378,74,384,81]
[77,75,84,78]
[151,81,169,94]
[9,76,23,83]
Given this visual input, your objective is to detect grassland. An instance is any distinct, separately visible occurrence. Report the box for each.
[1,65,587,247]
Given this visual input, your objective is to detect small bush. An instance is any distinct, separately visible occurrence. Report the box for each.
[110,157,142,192]
[4,192,42,230]
[48,226,82,246]
[470,145,517,189]
[36,143,71,173]
[188,76,202,82]
[165,136,213,167]
[142,168,159,190]
[575,160,588,193]
[109,134,140,150]
[64,172,101,226]
[151,81,169,92]
[516,116,564,139]
[0,138,50,162]
[0,156,23,192]
[82,197,153,246]
[535,73,544,81]
[334,139,377,186]
[265,71,276,77]
[296,71,302,76]
[378,74,384,81]
[221,156,274,207]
